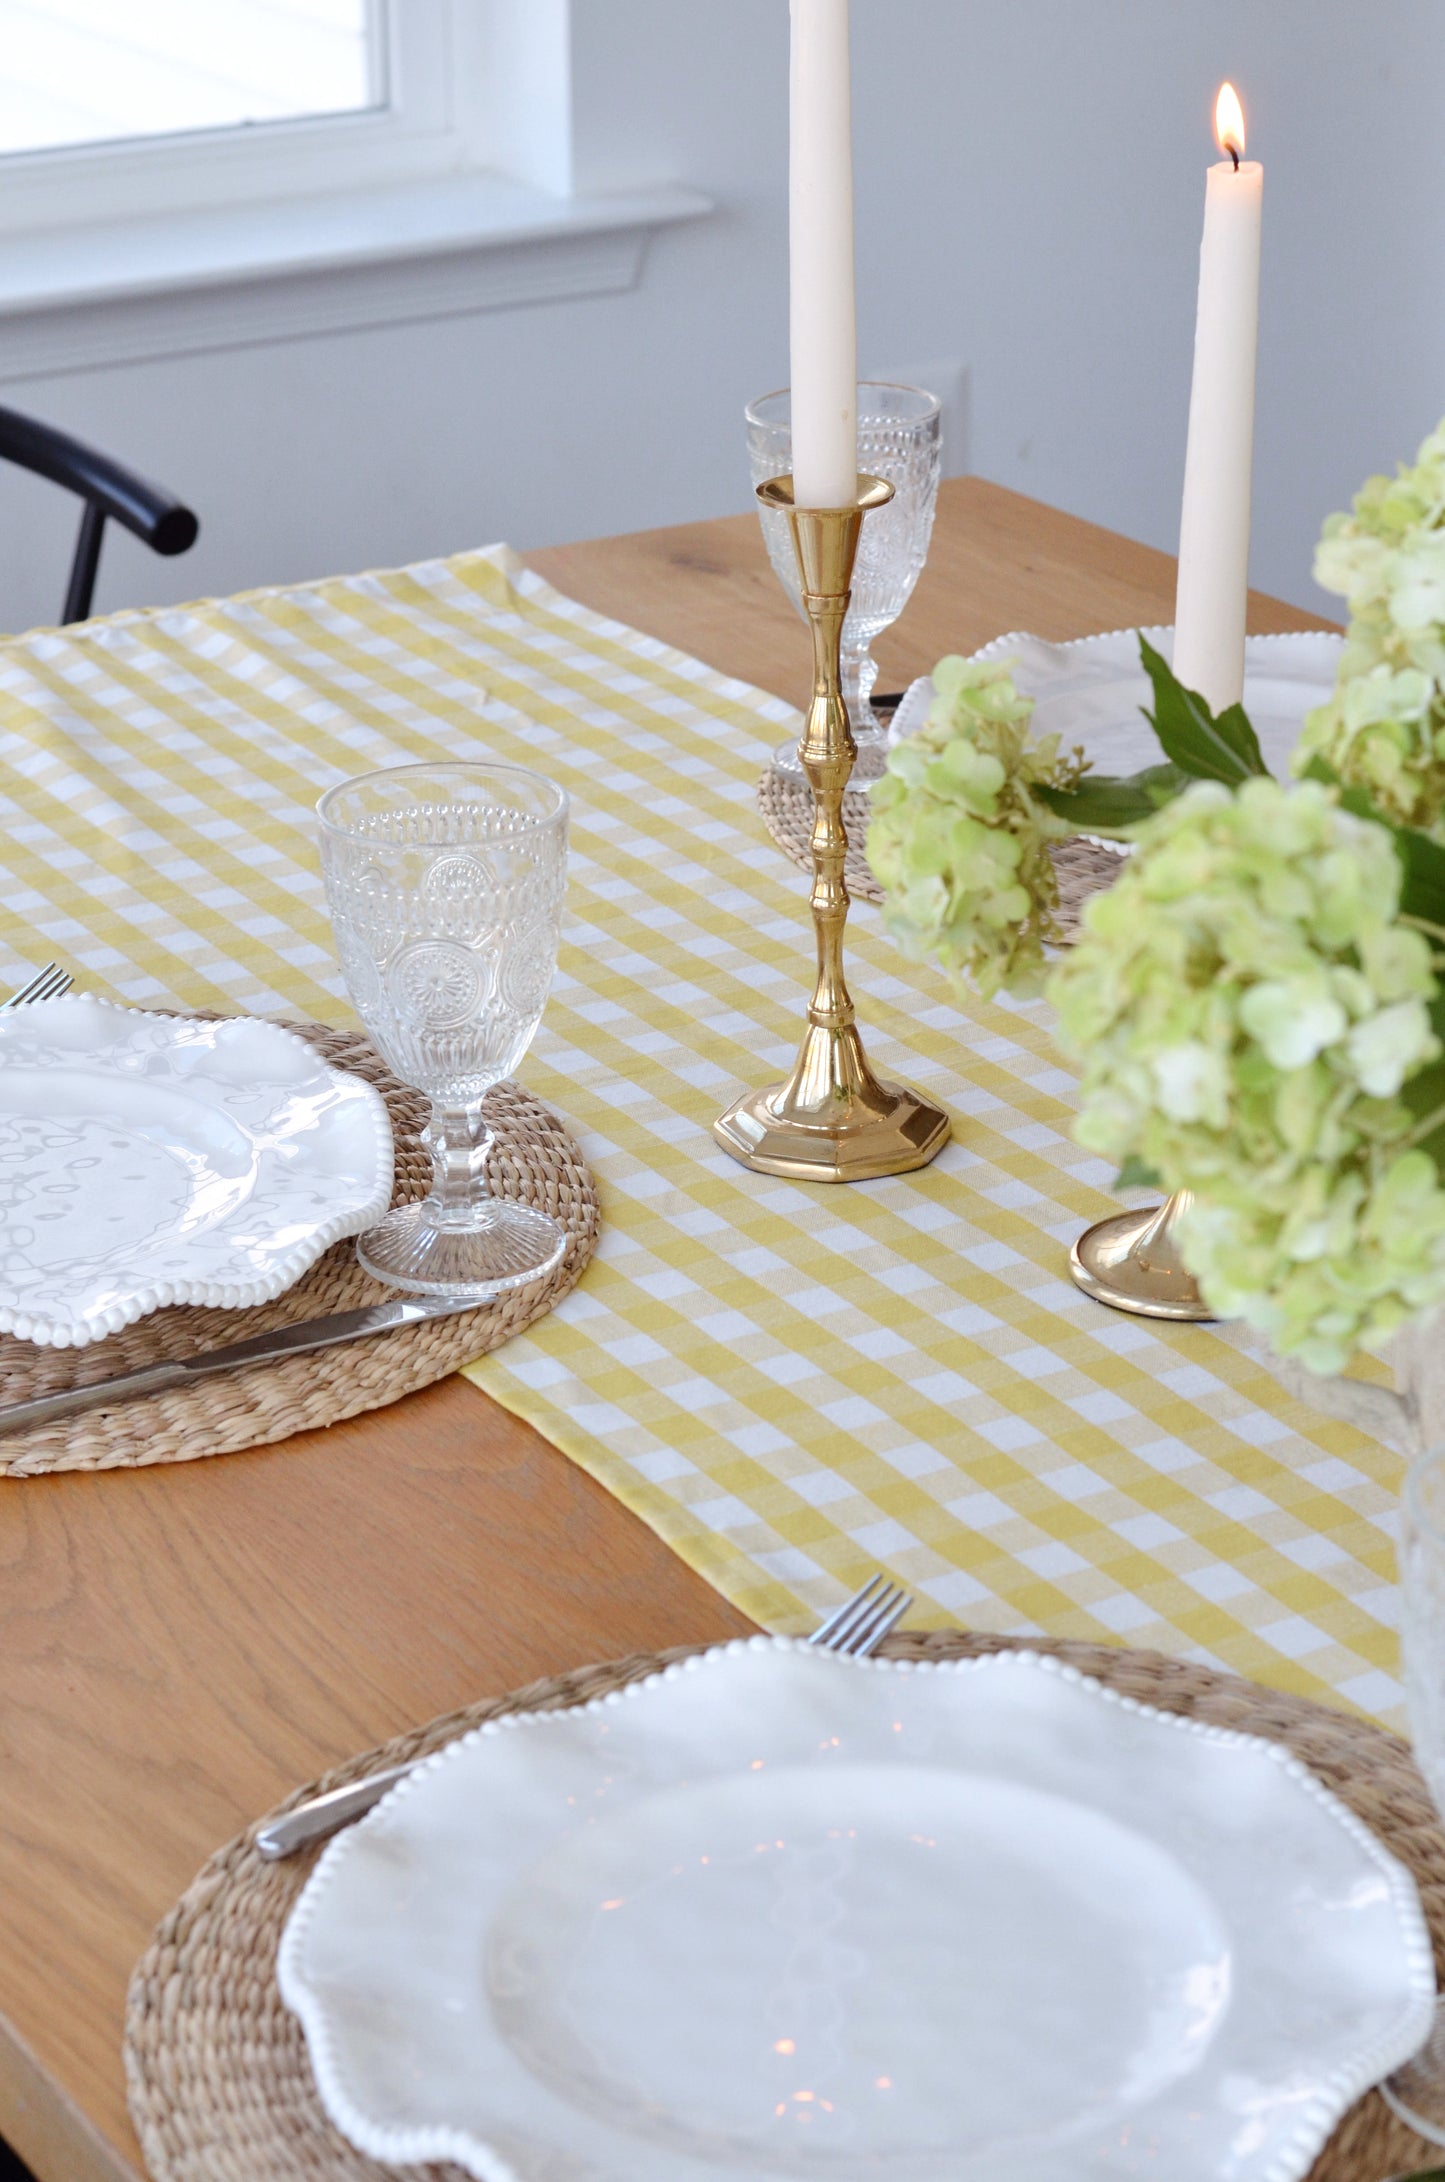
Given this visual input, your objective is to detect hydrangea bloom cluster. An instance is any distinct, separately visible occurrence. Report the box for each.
[1049,775,1445,1371]
[865,655,1083,999]
[1297,417,1445,831]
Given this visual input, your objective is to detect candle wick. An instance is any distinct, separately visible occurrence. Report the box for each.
[1229,145,1240,171]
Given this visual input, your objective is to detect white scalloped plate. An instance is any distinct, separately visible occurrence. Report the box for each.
[0,996,393,1346]
[889,625,1345,780]
[278,1638,1433,2182]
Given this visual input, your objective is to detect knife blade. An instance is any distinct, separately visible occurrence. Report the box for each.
[0,1292,481,1438]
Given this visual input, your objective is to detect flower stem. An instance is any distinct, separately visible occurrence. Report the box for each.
[1402,1099,1445,1152]
[1398,912,1445,944]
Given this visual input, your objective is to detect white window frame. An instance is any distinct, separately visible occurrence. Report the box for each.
[0,0,567,239]
[0,0,710,381]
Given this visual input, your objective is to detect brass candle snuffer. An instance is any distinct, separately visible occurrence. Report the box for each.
[1070,1190,1214,1323]
[714,474,950,1183]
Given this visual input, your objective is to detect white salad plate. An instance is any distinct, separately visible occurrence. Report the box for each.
[278,1637,1433,2182]
[889,625,1345,780]
[0,996,393,1346]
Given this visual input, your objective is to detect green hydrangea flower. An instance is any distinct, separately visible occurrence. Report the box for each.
[1296,418,1445,831]
[865,655,1084,999]
[1047,775,1445,1371]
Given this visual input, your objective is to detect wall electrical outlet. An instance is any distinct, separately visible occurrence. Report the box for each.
[862,359,970,476]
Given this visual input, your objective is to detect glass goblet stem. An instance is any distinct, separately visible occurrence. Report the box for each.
[841,639,880,737]
[421,1103,497,1229]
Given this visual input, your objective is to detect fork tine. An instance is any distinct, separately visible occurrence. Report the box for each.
[807,1571,890,1649]
[825,1579,894,1640]
[836,1584,907,1657]
[852,1591,909,1658]
[5,964,72,1009]
[2,963,59,1010]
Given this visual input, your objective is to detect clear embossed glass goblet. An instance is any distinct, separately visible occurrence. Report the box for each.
[747,381,943,781]
[1384,1445,1445,2143]
[318,761,568,1298]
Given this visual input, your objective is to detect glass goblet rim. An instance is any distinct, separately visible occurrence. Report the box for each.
[316,759,568,847]
[745,380,944,433]
[1406,1444,1445,1547]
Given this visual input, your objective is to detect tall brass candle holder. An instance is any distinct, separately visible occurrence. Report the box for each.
[714,474,950,1183]
[1070,1189,1214,1321]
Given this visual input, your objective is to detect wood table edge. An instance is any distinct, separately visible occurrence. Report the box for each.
[0,2005,135,2182]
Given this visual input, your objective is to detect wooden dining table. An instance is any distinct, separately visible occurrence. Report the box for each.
[0,477,1327,2182]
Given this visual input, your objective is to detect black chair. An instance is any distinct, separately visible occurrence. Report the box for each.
[0,403,199,625]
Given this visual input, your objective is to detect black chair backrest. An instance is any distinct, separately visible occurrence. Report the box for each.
[0,404,199,624]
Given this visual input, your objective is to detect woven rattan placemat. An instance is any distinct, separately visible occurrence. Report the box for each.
[0,1021,599,1480]
[125,1628,1442,2182]
[756,763,1128,941]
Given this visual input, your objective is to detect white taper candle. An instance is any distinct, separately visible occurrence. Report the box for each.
[789,0,858,509]
[1173,83,1263,713]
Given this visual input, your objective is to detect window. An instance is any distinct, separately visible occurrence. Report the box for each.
[0,0,709,377]
[0,1,382,160]
[0,0,485,237]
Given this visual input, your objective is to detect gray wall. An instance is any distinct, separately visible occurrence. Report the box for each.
[1,0,1440,634]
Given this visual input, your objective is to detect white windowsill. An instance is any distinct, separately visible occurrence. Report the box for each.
[0,174,714,382]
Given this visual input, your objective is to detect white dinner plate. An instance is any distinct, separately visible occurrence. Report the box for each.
[889,624,1345,781]
[0,996,393,1345]
[278,1638,1433,2182]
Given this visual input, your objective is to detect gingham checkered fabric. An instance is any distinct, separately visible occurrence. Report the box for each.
[0,548,1405,1721]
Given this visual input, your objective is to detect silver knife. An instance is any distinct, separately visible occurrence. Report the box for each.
[0,1292,481,1438]
[256,1762,420,1861]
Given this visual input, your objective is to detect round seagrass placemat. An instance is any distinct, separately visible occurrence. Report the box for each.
[0,1021,599,1480]
[125,1627,1443,2182]
[757,763,1128,942]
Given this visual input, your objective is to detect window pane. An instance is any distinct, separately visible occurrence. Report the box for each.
[0,0,379,157]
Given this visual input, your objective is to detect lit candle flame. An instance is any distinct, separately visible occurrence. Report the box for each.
[1214,82,1245,164]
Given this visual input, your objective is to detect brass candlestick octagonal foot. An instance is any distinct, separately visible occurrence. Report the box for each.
[715,1025,950,1182]
[1069,1190,1215,1322]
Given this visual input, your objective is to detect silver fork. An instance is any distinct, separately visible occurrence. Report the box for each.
[808,1571,911,1656]
[2,962,72,1009]
[255,1573,914,1862]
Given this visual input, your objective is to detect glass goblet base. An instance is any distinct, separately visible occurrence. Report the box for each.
[1383,1995,1445,2145]
[357,1196,566,1300]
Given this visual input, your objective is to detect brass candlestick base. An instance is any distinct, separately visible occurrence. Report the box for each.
[715,474,950,1184]
[1069,1190,1215,1321]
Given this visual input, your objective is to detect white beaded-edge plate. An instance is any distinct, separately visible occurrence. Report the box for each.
[889,625,1346,781]
[0,996,394,1346]
[277,1638,1433,2182]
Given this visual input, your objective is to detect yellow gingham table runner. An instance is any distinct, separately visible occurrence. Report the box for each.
[0,548,1405,1721]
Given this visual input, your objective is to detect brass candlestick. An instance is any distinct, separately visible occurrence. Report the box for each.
[1070,1189,1215,1321]
[714,474,950,1183]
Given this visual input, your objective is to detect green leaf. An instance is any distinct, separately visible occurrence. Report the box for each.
[1399,1058,1445,1165]
[1300,754,1445,930]
[1393,824,1445,932]
[1037,762,1191,832]
[1115,1154,1164,1191]
[1138,634,1270,783]
[1303,753,1394,827]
